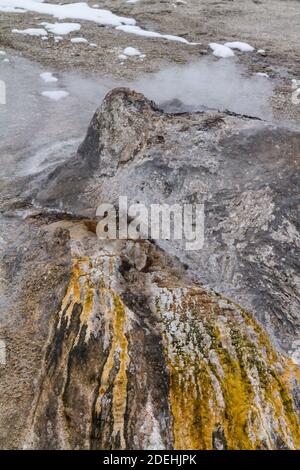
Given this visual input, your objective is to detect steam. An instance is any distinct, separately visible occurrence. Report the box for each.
[64,57,273,118]
[133,58,273,118]
[0,55,273,178]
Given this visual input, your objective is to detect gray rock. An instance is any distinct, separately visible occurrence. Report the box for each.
[31,88,300,355]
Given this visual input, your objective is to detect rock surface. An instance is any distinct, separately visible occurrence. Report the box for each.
[32,89,300,355]
[0,88,299,449]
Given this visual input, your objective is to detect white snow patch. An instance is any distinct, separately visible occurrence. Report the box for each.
[12,28,48,37]
[40,72,58,83]
[118,54,128,60]
[0,50,6,56]
[256,72,269,78]
[123,46,142,56]
[224,41,255,52]
[116,24,196,44]
[41,90,69,101]
[71,37,88,44]
[41,22,81,35]
[209,43,234,58]
[0,1,200,46]
[0,1,135,27]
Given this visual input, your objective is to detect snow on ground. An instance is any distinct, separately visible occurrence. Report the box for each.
[256,72,269,78]
[71,37,88,44]
[12,28,48,37]
[41,22,81,35]
[0,50,6,56]
[225,41,255,52]
[41,90,69,101]
[0,1,197,45]
[123,47,143,57]
[116,25,196,44]
[209,41,255,58]
[0,1,136,26]
[118,47,146,60]
[209,43,235,58]
[40,72,58,83]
